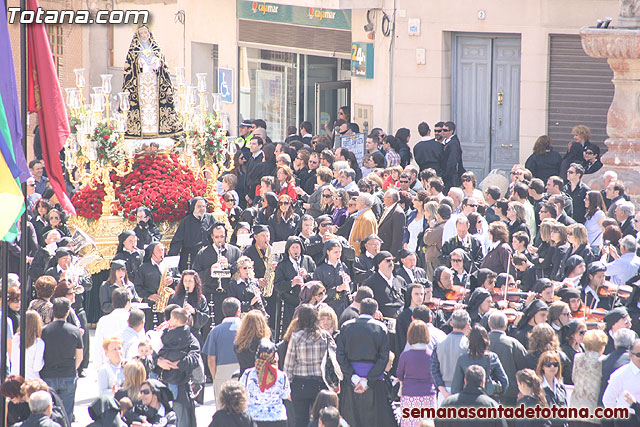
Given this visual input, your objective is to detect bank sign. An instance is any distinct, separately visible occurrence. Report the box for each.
[237,0,351,30]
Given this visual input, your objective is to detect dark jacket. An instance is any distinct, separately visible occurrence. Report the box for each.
[14,413,62,427]
[480,243,516,275]
[524,150,562,183]
[378,203,406,257]
[413,138,443,173]
[599,347,630,405]
[362,272,407,318]
[542,380,568,427]
[436,385,507,427]
[336,316,390,381]
[313,261,352,317]
[168,209,215,263]
[156,325,201,385]
[167,292,210,343]
[488,330,528,403]
[193,243,242,295]
[564,181,589,223]
[267,212,300,243]
[441,234,484,272]
[450,352,509,397]
[515,395,552,427]
[441,135,465,190]
[209,410,256,427]
[353,253,375,286]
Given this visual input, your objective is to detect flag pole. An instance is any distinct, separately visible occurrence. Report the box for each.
[0,242,8,423]
[19,0,28,379]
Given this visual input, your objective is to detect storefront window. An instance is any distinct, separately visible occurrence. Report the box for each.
[239,47,298,142]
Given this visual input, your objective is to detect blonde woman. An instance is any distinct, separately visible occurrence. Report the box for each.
[228,257,266,315]
[10,311,45,379]
[114,360,147,404]
[566,223,595,266]
[570,329,608,426]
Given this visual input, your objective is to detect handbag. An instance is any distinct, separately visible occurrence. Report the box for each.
[321,333,343,390]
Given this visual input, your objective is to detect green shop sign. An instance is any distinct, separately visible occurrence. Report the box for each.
[237,0,351,30]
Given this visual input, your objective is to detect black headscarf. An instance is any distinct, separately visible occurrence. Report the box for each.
[143,241,161,263]
[517,299,548,330]
[117,230,136,253]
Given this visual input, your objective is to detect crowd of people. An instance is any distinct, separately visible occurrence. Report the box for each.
[3,115,640,427]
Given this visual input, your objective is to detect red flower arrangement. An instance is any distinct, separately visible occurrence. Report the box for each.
[71,180,107,220]
[71,153,209,222]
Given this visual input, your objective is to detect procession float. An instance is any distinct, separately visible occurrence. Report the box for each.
[63,25,235,274]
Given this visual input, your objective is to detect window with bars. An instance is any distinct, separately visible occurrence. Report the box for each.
[46,24,63,76]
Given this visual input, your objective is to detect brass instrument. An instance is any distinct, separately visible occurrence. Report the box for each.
[154,267,175,313]
[262,245,275,298]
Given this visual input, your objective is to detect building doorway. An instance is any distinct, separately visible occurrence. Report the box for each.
[452,34,521,180]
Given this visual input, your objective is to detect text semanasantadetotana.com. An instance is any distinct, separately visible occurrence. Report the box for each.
[403,405,630,420]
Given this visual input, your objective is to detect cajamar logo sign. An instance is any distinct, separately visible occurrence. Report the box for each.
[308,8,337,21]
[251,2,279,15]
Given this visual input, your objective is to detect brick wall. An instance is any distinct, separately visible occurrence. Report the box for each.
[7,0,85,162]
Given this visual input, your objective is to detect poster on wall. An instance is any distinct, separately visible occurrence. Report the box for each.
[341,133,366,167]
[255,69,285,141]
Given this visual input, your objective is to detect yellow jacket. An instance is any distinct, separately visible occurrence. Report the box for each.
[349,208,378,257]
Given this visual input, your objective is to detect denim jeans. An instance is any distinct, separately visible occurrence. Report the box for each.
[43,376,77,421]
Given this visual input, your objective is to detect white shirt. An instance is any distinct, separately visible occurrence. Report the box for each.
[379,271,394,288]
[542,376,561,397]
[603,361,640,413]
[403,266,415,284]
[10,335,45,379]
[94,308,130,367]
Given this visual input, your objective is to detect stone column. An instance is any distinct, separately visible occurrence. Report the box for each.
[580,28,640,204]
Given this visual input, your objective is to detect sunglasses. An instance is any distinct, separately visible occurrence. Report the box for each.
[434,129,443,133]
[309,160,319,164]
[542,362,559,368]
[630,352,640,358]
[27,183,35,187]
[320,223,332,227]
[561,311,571,316]
[467,204,478,208]
[322,194,332,198]
[585,151,594,155]
[384,258,394,263]
[339,130,349,135]
[279,201,291,206]
[399,180,409,184]
[140,389,152,395]
[442,129,451,132]
[462,177,472,182]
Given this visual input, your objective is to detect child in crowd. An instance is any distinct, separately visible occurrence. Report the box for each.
[133,339,155,378]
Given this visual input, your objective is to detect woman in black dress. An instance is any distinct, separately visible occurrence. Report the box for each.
[515,368,551,427]
[168,270,210,344]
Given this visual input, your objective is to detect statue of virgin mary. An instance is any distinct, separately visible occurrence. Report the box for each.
[122,25,183,138]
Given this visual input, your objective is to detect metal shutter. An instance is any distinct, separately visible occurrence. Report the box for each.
[238,20,351,55]
[547,34,614,153]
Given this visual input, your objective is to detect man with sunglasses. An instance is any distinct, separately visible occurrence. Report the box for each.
[127,379,177,427]
[582,144,603,175]
[362,251,406,318]
[440,121,465,192]
[602,338,640,425]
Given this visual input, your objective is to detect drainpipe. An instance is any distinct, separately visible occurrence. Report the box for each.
[388,0,396,133]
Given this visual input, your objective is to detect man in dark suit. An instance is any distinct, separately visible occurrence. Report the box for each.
[413,121,443,173]
[193,224,242,324]
[598,328,635,408]
[616,201,636,238]
[362,251,406,318]
[337,298,395,427]
[299,121,313,146]
[564,163,590,223]
[394,249,427,287]
[440,216,484,272]
[284,125,302,144]
[488,311,528,407]
[440,121,465,192]
[245,136,265,203]
[548,195,576,226]
[436,365,507,427]
[353,234,382,287]
[377,189,406,258]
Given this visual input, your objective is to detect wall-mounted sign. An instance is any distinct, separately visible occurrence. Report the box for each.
[237,0,351,30]
[218,68,233,104]
[351,42,374,79]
